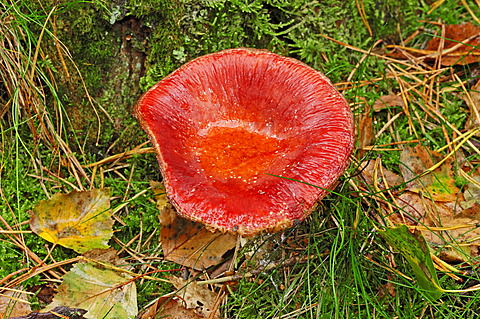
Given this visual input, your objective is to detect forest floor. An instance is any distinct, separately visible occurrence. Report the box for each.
[1,0,480,318]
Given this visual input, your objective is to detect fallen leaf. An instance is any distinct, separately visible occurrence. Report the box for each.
[424,23,480,66]
[461,176,480,216]
[139,297,202,319]
[373,94,405,112]
[394,171,480,262]
[82,248,122,265]
[421,215,480,262]
[0,288,31,319]
[357,108,374,158]
[30,189,114,253]
[419,189,480,261]
[44,262,137,319]
[388,191,431,225]
[399,146,460,201]
[170,277,220,318]
[463,79,480,131]
[160,206,237,270]
[437,245,472,264]
[399,145,435,186]
[399,191,460,219]
[389,187,480,259]
[28,284,55,305]
[379,225,443,300]
[425,171,460,202]
[150,181,169,211]
[152,181,237,270]
[463,176,480,203]
[387,23,480,65]
[366,144,480,264]
[9,306,87,319]
[360,160,404,190]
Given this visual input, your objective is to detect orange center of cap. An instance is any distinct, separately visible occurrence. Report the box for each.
[197,126,284,181]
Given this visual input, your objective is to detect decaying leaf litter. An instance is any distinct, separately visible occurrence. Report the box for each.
[353,21,480,293]
[1,2,480,319]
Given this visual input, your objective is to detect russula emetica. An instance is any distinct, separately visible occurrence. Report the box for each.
[135,48,354,236]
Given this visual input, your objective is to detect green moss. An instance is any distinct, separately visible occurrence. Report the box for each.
[44,0,423,155]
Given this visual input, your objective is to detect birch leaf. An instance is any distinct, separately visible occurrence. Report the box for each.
[44,262,137,319]
[31,188,114,253]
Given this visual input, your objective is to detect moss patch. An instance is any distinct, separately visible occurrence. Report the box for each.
[43,0,421,158]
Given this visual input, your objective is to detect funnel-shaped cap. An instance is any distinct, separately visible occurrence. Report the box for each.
[136,48,354,236]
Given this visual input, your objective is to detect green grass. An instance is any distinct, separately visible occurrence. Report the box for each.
[2,0,480,318]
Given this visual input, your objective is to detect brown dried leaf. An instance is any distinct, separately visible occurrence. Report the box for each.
[82,248,122,265]
[393,189,479,261]
[460,176,480,213]
[394,191,432,223]
[387,23,480,66]
[139,297,202,319]
[376,145,480,261]
[170,277,220,318]
[373,94,405,112]
[399,146,460,202]
[152,181,237,270]
[463,79,480,130]
[357,109,374,158]
[0,288,31,319]
[27,284,55,305]
[359,160,404,190]
[385,190,456,227]
[160,206,237,270]
[420,175,480,261]
[390,176,480,262]
[425,23,480,66]
[399,145,435,187]
[421,214,480,261]
[377,275,396,298]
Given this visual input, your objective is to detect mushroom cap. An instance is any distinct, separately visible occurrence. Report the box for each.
[135,48,354,236]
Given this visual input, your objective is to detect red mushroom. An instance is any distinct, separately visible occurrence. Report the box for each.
[135,48,354,236]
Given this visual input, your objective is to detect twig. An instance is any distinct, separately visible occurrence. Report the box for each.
[84,144,154,168]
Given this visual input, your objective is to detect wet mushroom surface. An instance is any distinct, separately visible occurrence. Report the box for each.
[136,48,354,236]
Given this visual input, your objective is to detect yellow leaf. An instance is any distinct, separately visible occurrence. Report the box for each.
[149,180,169,211]
[30,188,114,253]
